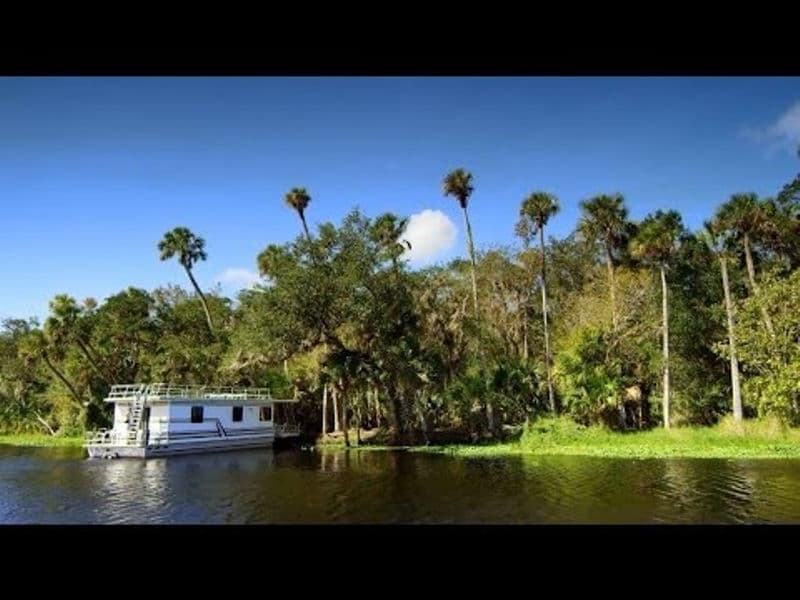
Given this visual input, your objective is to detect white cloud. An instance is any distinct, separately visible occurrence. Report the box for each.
[401,209,458,266]
[214,268,262,289]
[742,101,800,155]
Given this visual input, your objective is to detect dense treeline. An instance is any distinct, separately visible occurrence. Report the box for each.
[2,155,799,443]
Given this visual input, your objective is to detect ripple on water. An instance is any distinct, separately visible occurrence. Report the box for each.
[3,447,800,524]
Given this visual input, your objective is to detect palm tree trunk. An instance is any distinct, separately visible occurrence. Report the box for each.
[461,204,495,435]
[374,388,381,428]
[720,258,743,420]
[183,266,214,335]
[391,386,404,442]
[333,386,340,432]
[356,403,362,445]
[299,212,313,244]
[660,264,671,429]
[322,383,328,435]
[75,338,111,384]
[539,227,555,413]
[522,317,529,361]
[341,392,350,448]
[460,206,479,316]
[416,395,430,445]
[743,233,775,335]
[42,353,83,407]
[605,245,617,331]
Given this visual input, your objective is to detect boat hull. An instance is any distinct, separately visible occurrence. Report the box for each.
[86,434,275,459]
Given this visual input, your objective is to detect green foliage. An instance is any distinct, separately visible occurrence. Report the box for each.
[516,191,560,245]
[577,193,629,261]
[5,162,800,444]
[556,326,624,426]
[730,269,800,424]
[629,210,683,266]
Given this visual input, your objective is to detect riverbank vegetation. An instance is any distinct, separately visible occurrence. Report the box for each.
[0,433,84,447]
[315,416,800,459]
[2,151,799,449]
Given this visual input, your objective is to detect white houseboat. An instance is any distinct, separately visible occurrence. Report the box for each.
[85,383,300,459]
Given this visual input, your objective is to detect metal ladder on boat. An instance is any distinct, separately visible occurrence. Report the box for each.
[125,384,148,446]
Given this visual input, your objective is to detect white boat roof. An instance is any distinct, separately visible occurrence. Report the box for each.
[104,384,298,404]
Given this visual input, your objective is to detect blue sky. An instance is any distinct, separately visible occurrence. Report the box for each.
[2,76,799,323]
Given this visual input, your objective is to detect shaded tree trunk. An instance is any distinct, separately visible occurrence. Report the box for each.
[391,386,404,443]
[183,266,214,335]
[333,387,340,432]
[522,318,529,361]
[356,401,362,445]
[341,391,350,448]
[660,264,671,429]
[322,383,328,434]
[743,233,775,335]
[416,394,430,445]
[374,388,381,428]
[720,258,743,421]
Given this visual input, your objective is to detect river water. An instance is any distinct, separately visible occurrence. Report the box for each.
[2,445,800,523]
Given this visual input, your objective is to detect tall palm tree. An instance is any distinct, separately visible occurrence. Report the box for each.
[630,210,683,429]
[577,194,629,330]
[715,193,775,335]
[443,169,497,432]
[284,187,313,243]
[702,220,743,421]
[517,192,560,413]
[158,227,214,335]
[443,169,478,315]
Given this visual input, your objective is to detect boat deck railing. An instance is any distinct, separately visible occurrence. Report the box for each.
[107,383,274,401]
[85,428,141,447]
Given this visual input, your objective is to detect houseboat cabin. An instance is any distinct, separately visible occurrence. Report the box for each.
[85,384,299,459]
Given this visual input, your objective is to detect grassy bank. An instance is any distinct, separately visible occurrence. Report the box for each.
[0,433,84,448]
[317,417,800,459]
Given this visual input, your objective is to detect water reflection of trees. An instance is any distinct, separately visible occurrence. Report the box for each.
[652,460,756,523]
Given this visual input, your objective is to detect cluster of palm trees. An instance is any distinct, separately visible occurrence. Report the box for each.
[435,171,788,429]
[150,166,793,434]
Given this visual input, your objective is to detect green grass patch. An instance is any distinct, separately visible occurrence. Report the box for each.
[0,433,85,448]
[316,416,800,459]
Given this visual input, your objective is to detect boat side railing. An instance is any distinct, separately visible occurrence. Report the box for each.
[85,428,141,447]
[107,383,273,401]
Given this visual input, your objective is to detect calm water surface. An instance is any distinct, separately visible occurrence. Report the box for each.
[2,445,800,523]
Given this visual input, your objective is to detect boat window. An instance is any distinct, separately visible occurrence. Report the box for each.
[259,406,272,422]
[191,406,204,423]
[232,406,243,422]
